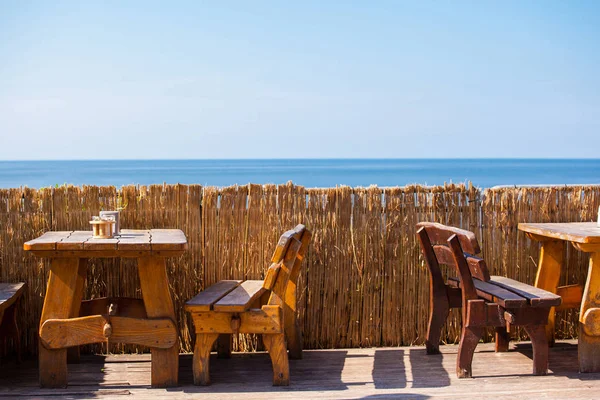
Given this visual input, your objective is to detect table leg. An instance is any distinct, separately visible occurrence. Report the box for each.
[534,240,563,346]
[39,258,86,388]
[67,258,88,364]
[138,257,179,387]
[579,251,600,372]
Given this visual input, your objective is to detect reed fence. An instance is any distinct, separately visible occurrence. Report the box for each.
[0,183,599,357]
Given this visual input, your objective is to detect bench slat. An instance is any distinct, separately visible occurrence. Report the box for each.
[448,277,528,308]
[185,280,242,312]
[490,276,562,307]
[213,281,267,313]
[0,282,26,313]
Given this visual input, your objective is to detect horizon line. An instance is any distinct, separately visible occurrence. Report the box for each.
[1,157,600,162]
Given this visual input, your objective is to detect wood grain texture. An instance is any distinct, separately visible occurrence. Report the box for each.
[533,240,564,345]
[417,227,451,355]
[190,306,283,335]
[108,316,177,348]
[447,277,528,308]
[581,308,600,336]
[116,230,151,251]
[432,245,491,282]
[23,231,72,251]
[263,333,290,386]
[40,315,107,349]
[456,326,484,378]
[0,282,26,313]
[192,333,219,385]
[150,229,188,251]
[519,222,600,244]
[27,249,186,258]
[284,227,311,359]
[524,323,550,375]
[556,284,583,311]
[213,280,266,312]
[66,258,87,364]
[38,257,82,388]
[495,327,510,352]
[185,280,242,312]
[41,315,177,350]
[579,251,600,371]
[578,324,600,373]
[1,341,599,399]
[416,222,480,254]
[56,231,93,250]
[581,252,600,324]
[138,257,179,388]
[25,229,187,255]
[262,264,280,291]
[490,276,562,307]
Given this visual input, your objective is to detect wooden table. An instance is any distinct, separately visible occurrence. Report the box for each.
[518,222,600,372]
[24,229,187,388]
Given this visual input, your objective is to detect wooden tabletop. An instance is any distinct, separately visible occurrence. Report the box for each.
[24,229,187,252]
[518,222,600,244]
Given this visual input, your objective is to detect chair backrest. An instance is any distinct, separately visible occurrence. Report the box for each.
[416,222,491,283]
[263,224,312,306]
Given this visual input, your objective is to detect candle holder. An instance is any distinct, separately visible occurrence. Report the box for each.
[90,216,116,239]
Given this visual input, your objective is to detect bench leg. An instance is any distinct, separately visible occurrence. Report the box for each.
[284,283,303,360]
[0,305,21,363]
[193,333,219,385]
[495,327,510,352]
[263,333,289,386]
[524,324,549,375]
[284,308,303,359]
[426,291,449,355]
[456,326,483,378]
[217,334,232,359]
[7,305,20,363]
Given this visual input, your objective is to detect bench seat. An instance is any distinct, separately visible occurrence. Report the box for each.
[0,282,26,362]
[185,280,267,313]
[448,276,561,308]
[185,280,242,312]
[0,283,25,314]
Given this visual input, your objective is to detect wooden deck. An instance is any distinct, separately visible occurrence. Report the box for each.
[1,340,598,399]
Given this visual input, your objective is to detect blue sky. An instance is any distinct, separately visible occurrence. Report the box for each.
[0,1,599,159]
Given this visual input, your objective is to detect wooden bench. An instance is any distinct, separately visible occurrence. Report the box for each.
[185,224,312,386]
[0,282,26,362]
[416,222,561,378]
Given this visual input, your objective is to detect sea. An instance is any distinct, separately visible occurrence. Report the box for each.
[0,159,599,189]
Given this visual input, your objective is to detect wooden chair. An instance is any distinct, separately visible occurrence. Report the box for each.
[416,222,561,378]
[0,282,26,362]
[185,224,311,386]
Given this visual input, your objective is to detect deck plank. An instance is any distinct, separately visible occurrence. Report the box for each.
[0,341,598,399]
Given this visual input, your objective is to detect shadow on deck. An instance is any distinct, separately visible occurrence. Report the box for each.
[0,340,598,399]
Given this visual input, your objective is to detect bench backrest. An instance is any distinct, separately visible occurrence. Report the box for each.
[263,224,312,306]
[416,222,491,283]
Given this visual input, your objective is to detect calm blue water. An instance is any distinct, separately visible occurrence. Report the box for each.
[0,159,599,189]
